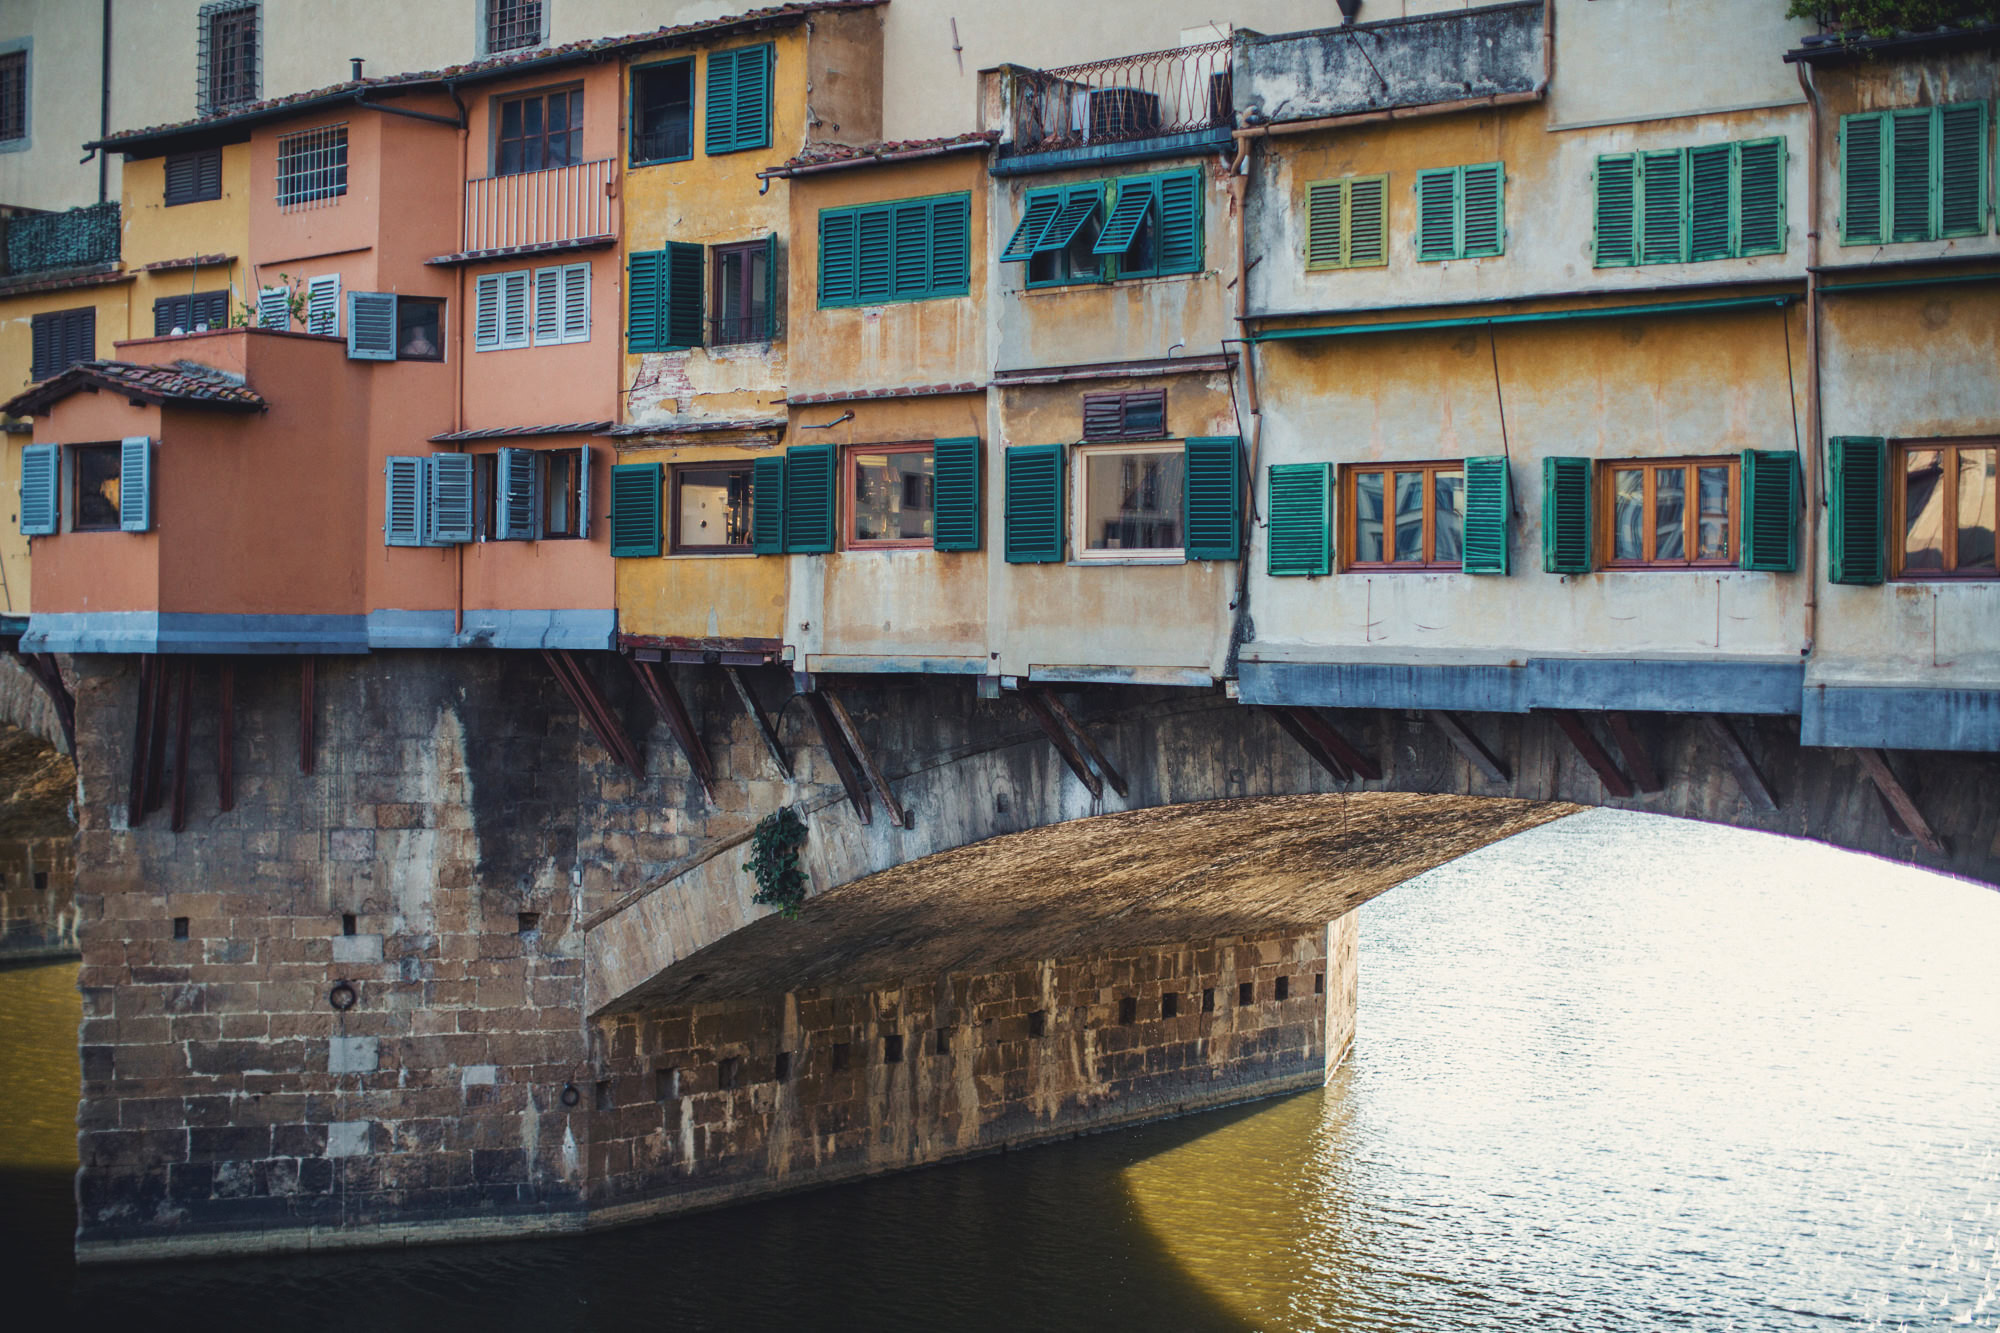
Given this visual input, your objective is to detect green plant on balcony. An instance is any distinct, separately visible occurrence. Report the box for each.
[743,807,810,918]
[1788,0,2000,36]
[231,272,308,328]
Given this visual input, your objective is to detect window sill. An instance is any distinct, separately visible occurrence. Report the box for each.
[1015,271,1204,297]
[668,550,758,559]
[1069,555,1185,567]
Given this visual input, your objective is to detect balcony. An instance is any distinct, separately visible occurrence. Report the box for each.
[2,203,121,279]
[445,158,616,265]
[1003,39,1233,161]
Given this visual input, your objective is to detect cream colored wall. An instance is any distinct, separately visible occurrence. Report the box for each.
[0,0,108,212]
[1546,0,1810,130]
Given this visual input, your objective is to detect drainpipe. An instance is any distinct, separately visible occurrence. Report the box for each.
[98,0,112,203]
[1796,61,1822,659]
[450,78,469,638]
[1225,138,1261,676]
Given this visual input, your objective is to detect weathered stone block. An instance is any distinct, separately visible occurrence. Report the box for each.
[327,1036,380,1074]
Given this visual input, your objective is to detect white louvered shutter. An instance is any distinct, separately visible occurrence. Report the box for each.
[427,452,475,545]
[474,273,503,351]
[257,287,291,330]
[561,263,590,342]
[384,456,427,545]
[306,274,341,336]
[500,270,530,349]
[119,436,153,532]
[533,266,562,345]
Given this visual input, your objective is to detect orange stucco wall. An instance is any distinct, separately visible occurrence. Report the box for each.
[27,396,162,615]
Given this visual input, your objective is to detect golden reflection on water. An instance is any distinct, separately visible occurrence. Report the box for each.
[0,957,81,1171]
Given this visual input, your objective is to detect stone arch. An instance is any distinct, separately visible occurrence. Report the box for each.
[0,652,72,754]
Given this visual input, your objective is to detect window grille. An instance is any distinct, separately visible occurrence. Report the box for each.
[0,51,25,143]
[198,2,260,114]
[486,0,544,54]
[276,124,348,210]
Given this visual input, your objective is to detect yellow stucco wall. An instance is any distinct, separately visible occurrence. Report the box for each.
[614,437,788,645]
[122,142,254,336]
[0,435,30,612]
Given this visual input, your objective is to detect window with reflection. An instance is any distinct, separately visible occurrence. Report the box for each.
[1078,443,1183,556]
[1602,457,1735,567]
[672,463,752,552]
[72,444,122,532]
[1344,461,1463,569]
[497,88,582,176]
[846,444,934,548]
[1896,439,1996,578]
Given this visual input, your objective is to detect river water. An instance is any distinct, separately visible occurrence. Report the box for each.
[3,808,1997,1331]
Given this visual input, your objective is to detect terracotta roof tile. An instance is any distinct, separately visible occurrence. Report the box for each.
[430,421,612,442]
[766,131,1000,177]
[2,359,265,418]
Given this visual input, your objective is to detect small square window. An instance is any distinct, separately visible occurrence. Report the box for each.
[1315,973,1325,995]
[1082,390,1166,442]
[1161,992,1179,1019]
[1275,976,1290,1002]
[1600,457,1738,569]
[497,88,581,176]
[1028,1010,1047,1038]
[934,1027,951,1056]
[486,0,544,53]
[883,1034,904,1063]
[396,297,444,362]
[1077,443,1183,557]
[774,1051,792,1081]
[655,1066,680,1101]
[172,916,190,941]
[672,463,753,552]
[275,124,347,209]
[1118,996,1137,1025]
[199,3,259,114]
[1202,987,1215,1013]
[717,1056,742,1090]
[846,443,935,549]
[1237,981,1254,1007]
[164,148,222,206]
[342,914,357,936]
[831,1042,852,1072]
[1893,440,1996,580]
[632,59,694,165]
[72,444,122,532]
[517,912,539,935]
[1346,462,1466,571]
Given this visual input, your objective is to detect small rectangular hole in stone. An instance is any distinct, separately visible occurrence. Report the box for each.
[341,913,356,936]
[33,870,47,891]
[594,1079,613,1111]
[832,1042,851,1072]
[518,912,540,935]
[1276,976,1290,1001]
[1202,987,1216,1013]
[935,1027,951,1055]
[1315,973,1325,995]
[718,1056,742,1089]
[883,1034,904,1063]
[1162,992,1179,1019]
[775,1051,792,1081]
[655,1066,680,1101]
[1118,996,1136,1025]
[1238,981,1255,1006]
[1028,1010,1047,1038]
[172,917,189,941]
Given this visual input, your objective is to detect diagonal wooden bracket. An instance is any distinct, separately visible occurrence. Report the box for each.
[1286,706,1381,781]
[1603,712,1663,793]
[821,689,912,828]
[1702,715,1777,812]
[10,647,75,753]
[1019,689,1103,800]
[726,666,791,780]
[128,656,159,823]
[1428,710,1509,784]
[544,649,643,775]
[1267,706,1349,783]
[1031,688,1128,798]
[801,689,872,824]
[627,657,716,803]
[1549,710,1634,798]
[1856,748,1946,856]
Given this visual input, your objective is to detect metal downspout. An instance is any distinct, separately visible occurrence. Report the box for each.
[1226,139,1261,678]
[1796,62,1823,659]
[450,78,469,638]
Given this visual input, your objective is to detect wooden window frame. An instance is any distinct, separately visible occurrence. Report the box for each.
[1341,460,1466,572]
[164,147,223,206]
[630,57,694,167]
[495,85,583,178]
[1890,437,1998,581]
[395,297,445,362]
[843,442,936,551]
[670,461,754,554]
[1073,440,1185,561]
[1082,389,1167,442]
[30,307,93,382]
[1597,455,1740,569]
[709,239,767,345]
[70,442,122,533]
[0,49,29,145]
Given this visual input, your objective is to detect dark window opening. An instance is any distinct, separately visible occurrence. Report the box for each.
[1315,973,1325,995]
[672,464,753,552]
[774,1051,792,1081]
[883,1034,904,1064]
[847,444,936,548]
[1238,981,1255,1007]
[397,297,444,361]
[1082,389,1168,442]
[655,1066,680,1101]
[498,88,583,176]
[30,307,94,382]
[1028,1010,1047,1039]
[631,59,694,165]
[275,124,347,207]
[1202,987,1215,1013]
[594,1079,613,1111]
[517,912,540,935]
[1118,996,1137,1025]
[1162,992,1179,1019]
[1275,976,1291,1002]
[32,871,48,891]
[710,239,770,344]
[0,50,24,144]
[486,0,544,53]
[1029,199,1103,286]
[341,913,357,936]
[934,1027,951,1056]
[199,3,259,113]
[72,443,122,532]
[164,148,224,206]
[831,1042,851,1072]
[543,450,578,538]
[717,1056,742,1090]
[153,290,229,338]
[1895,440,1996,579]
[473,453,498,542]
[172,916,189,941]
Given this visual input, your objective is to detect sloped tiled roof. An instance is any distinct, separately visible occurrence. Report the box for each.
[764,131,999,177]
[430,421,612,442]
[2,360,266,418]
[91,2,887,154]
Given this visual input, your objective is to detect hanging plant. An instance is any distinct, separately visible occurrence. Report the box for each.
[743,807,810,918]
[1788,0,2000,38]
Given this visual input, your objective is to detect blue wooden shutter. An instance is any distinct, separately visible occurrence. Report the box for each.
[1736,139,1786,256]
[1639,149,1686,264]
[577,444,593,540]
[608,462,662,557]
[751,454,786,553]
[496,447,542,541]
[384,456,427,546]
[705,48,739,154]
[1415,168,1459,261]
[119,435,153,533]
[1461,455,1510,575]
[347,291,398,360]
[627,249,665,351]
[932,436,981,551]
[1155,171,1202,274]
[1266,462,1331,577]
[1595,153,1638,266]
[1460,162,1504,257]
[19,445,58,536]
[1938,102,1988,239]
[428,452,475,545]
[783,442,836,553]
[819,208,857,305]
[1737,449,1799,573]
[257,286,291,330]
[1001,190,1063,262]
[1687,143,1734,262]
[855,206,894,303]
[1183,436,1241,560]
[665,241,705,349]
[929,194,970,295]
[1827,436,1886,585]
[1004,444,1065,564]
[1840,114,1885,246]
[1541,456,1593,574]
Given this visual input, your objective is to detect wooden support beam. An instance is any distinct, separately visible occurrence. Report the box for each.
[1019,689,1102,800]
[1267,707,1350,783]
[170,660,193,833]
[726,666,791,780]
[801,690,872,823]
[1549,711,1634,798]
[1702,715,1777,813]
[129,656,157,824]
[299,656,316,777]
[821,689,912,828]
[1603,712,1663,793]
[1287,707,1381,781]
[1856,748,1946,856]
[1427,711,1510,784]
[1033,689,1129,799]
[11,649,76,753]
[145,657,171,812]
[627,657,715,802]
[217,659,235,813]
[544,650,643,775]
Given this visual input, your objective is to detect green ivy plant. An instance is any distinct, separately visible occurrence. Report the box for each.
[743,807,810,918]
[231,272,309,328]
[1787,0,2000,37]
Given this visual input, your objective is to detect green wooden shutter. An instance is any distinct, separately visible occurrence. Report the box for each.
[727,44,772,153]
[18,444,58,536]
[1347,175,1387,268]
[118,435,152,533]
[1827,436,1886,585]
[608,462,662,557]
[751,455,786,553]
[1938,101,1988,239]
[1266,463,1331,577]
[1096,179,1157,256]
[1736,138,1786,257]
[705,48,739,154]
[1889,108,1933,242]
[929,195,970,295]
[1840,113,1886,246]
[819,209,857,305]
[1305,180,1345,270]
[1416,167,1459,261]
[1183,436,1241,561]
[347,291,398,360]
[1004,444,1064,563]
[1737,449,1799,572]
[892,200,932,298]
[1038,187,1102,257]
[1461,455,1510,575]
[1595,154,1638,266]
[783,442,836,553]
[1687,143,1734,262]
[1460,163,1504,257]
[665,241,705,349]
[763,231,780,338]
[1541,456,1594,574]
[628,249,665,351]
[932,436,981,551]
[855,206,894,302]
[1640,149,1686,264]
[1155,170,1202,274]
[428,452,475,545]
[384,456,427,546]
[1001,191,1062,262]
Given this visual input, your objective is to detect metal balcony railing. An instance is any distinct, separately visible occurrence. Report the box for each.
[1010,40,1233,154]
[462,157,614,254]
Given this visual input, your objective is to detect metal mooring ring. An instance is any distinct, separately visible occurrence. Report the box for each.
[328,981,358,1012]
[560,1082,581,1108]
